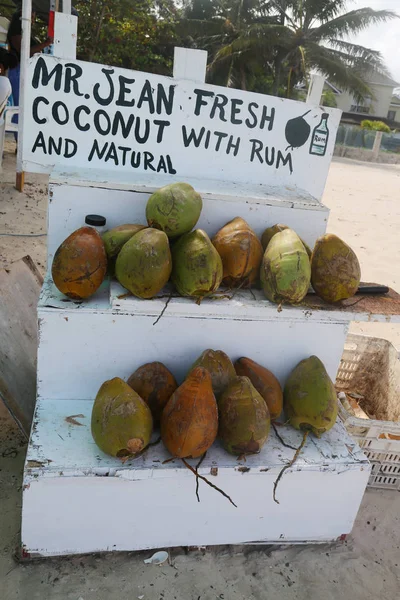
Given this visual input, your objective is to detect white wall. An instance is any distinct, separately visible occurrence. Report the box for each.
[336,84,394,118]
[388,100,400,122]
[370,84,394,118]
[335,90,354,113]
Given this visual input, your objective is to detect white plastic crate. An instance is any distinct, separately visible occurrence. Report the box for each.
[336,334,400,490]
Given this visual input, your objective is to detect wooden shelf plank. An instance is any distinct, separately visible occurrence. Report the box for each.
[21,398,370,554]
[26,398,368,477]
[39,277,400,324]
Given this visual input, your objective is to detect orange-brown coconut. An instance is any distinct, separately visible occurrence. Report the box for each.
[212,217,263,287]
[161,367,218,458]
[52,226,107,300]
[234,357,283,420]
[127,362,178,425]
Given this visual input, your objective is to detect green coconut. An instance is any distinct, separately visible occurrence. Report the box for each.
[284,356,338,437]
[260,228,311,304]
[91,377,153,458]
[311,233,361,303]
[146,182,202,239]
[261,224,312,258]
[115,228,172,299]
[189,349,236,401]
[219,376,270,455]
[171,229,223,300]
[102,224,146,259]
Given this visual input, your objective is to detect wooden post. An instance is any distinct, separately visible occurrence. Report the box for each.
[16,0,33,192]
[53,13,78,59]
[372,130,383,160]
[62,0,72,14]
[173,47,207,83]
[341,126,350,158]
[307,73,325,106]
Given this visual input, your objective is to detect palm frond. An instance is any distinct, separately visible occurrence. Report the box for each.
[305,42,373,102]
[327,39,387,74]
[210,22,293,64]
[267,0,298,27]
[175,17,227,38]
[241,22,293,41]
[304,0,348,26]
[311,8,398,41]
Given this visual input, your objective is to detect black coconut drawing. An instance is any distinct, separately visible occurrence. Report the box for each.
[285,110,311,150]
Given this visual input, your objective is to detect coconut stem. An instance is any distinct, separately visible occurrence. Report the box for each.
[273,430,309,504]
[228,278,247,300]
[195,452,207,502]
[153,293,173,326]
[181,458,237,508]
[272,422,297,450]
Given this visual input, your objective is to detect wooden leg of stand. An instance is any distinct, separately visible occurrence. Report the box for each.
[16,171,25,192]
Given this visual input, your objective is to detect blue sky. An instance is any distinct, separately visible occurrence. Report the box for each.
[350,0,400,83]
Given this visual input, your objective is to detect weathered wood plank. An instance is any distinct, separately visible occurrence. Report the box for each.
[0,256,42,436]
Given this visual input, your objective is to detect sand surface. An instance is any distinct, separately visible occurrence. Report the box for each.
[1,136,400,598]
[323,158,400,348]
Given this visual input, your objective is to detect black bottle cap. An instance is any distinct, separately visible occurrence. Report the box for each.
[322,112,329,118]
[85,214,106,227]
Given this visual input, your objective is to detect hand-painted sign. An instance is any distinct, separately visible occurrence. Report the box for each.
[22,55,341,201]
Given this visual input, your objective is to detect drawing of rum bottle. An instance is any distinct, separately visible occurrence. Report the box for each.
[309,113,329,156]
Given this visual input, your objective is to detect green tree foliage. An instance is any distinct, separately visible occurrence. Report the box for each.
[361,120,390,133]
[1,0,396,101]
[179,1,397,99]
[76,0,178,74]
[322,88,337,107]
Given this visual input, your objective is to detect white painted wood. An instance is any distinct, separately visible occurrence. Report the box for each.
[62,0,72,14]
[19,50,366,556]
[21,54,341,201]
[16,0,33,175]
[40,275,400,323]
[110,282,400,324]
[27,399,367,473]
[173,47,207,83]
[49,165,322,206]
[21,398,370,556]
[37,289,349,400]
[46,180,328,265]
[307,74,325,106]
[53,13,77,60]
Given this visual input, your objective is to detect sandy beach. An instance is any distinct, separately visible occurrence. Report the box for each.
[1,136,400,599]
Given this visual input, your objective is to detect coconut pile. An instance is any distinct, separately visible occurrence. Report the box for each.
[50,181,361,504]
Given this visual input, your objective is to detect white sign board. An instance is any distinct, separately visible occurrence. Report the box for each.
[22,55,341,201]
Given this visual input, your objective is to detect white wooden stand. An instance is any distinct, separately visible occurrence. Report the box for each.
[21,174,400,557]
[19,50,400,557]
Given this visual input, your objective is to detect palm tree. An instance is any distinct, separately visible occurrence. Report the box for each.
[180,1,397,100]
[179,1,277,89]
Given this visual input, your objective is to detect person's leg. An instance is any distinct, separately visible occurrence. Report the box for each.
[8,64,20,141]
